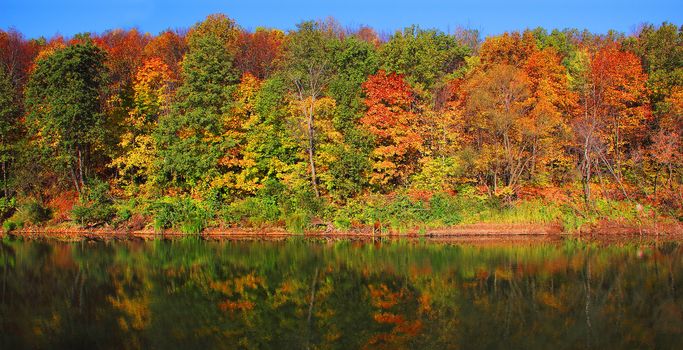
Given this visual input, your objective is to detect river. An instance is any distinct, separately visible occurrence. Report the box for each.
[1,238,682,349]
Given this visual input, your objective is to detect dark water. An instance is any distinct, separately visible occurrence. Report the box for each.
[1,238,682,349]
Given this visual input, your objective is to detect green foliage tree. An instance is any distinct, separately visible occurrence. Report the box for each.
[324,37,378,200]
[381,26,471,93]
[630,22,683,114]
[281,21,336,198]
[154,15,240,193]
[0,66,20,197]
[25,41,108,194]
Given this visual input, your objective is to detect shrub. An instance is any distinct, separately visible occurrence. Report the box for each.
[0,197,16,222]
[427,193,463,226]
[71,179,115,226]
[222,196,281,226]
[2,219,18,232]
[3,200,51,228]
[112,198,140,226]
[24,201,52,224]
[331,192,465,232]
[285,211,309,234]
[150,197,210,234]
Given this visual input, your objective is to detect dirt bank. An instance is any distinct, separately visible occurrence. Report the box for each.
[3,221,682,243]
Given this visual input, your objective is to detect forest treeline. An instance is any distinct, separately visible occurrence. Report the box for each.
[0,15,681,233]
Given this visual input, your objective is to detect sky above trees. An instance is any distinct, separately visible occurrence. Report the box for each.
[2,0,682,39]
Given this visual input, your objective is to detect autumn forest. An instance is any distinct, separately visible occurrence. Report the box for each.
[0,15,682,234]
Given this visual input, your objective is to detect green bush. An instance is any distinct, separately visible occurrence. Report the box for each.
[3,200,51,228]
[285,211,309,234]
[150,197,210,234]
[333,215,352,230]
[71,179,115,226]
[112,198,140,226]
[0,197,16,222]
[428,193,463,226]
[2,219,18,232]
[24,201,52,225]
[222,196,281,226]
[331,192,466,231]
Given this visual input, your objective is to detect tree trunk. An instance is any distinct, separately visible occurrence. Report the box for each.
[2,160,7,198]
[307,101,320,198]
[78,147,85,189]
[614,116,621,181]
[70,164,81,195]
[582,129,592,207]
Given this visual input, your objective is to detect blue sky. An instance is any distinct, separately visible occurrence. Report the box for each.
[2,0,682,39]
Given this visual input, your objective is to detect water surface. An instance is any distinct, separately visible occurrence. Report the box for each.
[1,238,682,349]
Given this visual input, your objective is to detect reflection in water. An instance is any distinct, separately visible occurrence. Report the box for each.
[1,238,682,349]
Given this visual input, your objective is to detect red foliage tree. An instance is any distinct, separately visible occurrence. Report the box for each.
[235,28,284,79]
[95,29,150,92]
[0,28,40,88]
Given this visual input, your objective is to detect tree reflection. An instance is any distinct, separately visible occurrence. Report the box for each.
[0,239,682,349]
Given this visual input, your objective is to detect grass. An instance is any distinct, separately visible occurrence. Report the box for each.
[460,199,564,225]
[1,185,672,235]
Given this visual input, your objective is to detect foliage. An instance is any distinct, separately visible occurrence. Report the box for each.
[361,70,423,188]
[3,17,683,233]
[154,15,240,193]
[111,57,173,196]
[24,41,108,194]
[149,197,211,234]
[381,25,471,92]
[0,65,21,198]
[7,200,52,227]
[333,192,465,232]
[71,178,115,226]
[0,196,15,222]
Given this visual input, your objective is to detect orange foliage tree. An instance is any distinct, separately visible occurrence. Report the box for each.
[361,70,423,188]
[573,43,649,201]
[143,30,187,81]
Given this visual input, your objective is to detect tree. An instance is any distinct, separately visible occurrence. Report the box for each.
[647,86,683,213]
[0,66,20,197]
[629,22,683,114]
[282,21,335,197]
[478,31,536,68]
[572,44,649,203]
[235,28,285,79]
[25,42,108,194]
[361,70,422,188]
[353,26,381,48]
[522,47,574,183]
[322,37,379,200]
[462,64,533,194]
[143,29,187,81]
[154,15,241,193]
[595,45,649,167]
[381,26,470,93]
[209,73,263,198]
[111,57,174,195]
[95,29,149,94]
[0,28,40,89]
[95,29,151,160]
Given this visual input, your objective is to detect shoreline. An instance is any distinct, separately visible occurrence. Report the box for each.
[4,221,683,243]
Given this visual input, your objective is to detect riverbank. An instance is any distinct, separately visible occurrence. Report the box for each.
[4,220,682,242]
